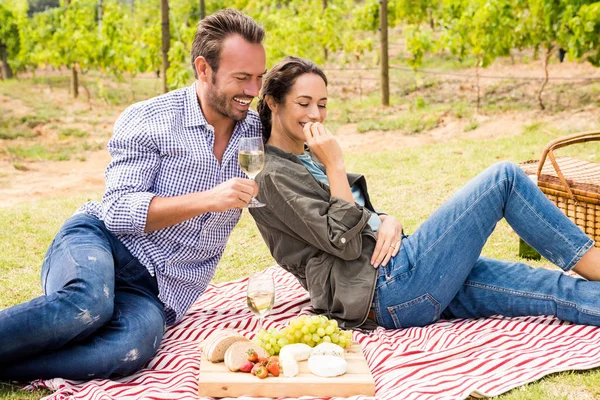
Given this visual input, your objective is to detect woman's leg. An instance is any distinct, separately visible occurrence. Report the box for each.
[445,257,600,325]
[373,161,593,329]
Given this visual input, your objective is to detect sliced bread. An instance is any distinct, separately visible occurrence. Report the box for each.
[224,341,269,372]
[199,329,238,353]
[205,332,249,363]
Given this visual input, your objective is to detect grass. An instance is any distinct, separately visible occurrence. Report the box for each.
[357,111,440,133]
[6,122,600,399]
[0,114,45,140]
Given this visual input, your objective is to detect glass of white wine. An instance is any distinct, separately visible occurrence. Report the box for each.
[246,273,275,331]
[238,136,265,208]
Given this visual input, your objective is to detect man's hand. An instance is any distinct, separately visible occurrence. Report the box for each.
[145,177,258,232]
[371,215,403,269]
[207,177,258,212]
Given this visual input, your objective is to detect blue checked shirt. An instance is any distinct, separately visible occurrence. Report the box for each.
[78,83,263,324]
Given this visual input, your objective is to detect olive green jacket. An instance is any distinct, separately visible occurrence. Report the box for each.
[249,145,380,330]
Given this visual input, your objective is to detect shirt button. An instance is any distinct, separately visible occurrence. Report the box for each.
[340,238,346,244]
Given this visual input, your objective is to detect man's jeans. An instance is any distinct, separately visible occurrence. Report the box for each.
[373,161,599,329]
[0,214,166,380]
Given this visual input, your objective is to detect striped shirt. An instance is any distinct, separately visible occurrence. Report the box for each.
[78,83,262,324]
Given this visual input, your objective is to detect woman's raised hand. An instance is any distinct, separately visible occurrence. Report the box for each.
[371,215,403,269]
[303,122,345,171]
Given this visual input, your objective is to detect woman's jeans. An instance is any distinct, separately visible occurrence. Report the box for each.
[0,214,166,380]
[373,161,599,329]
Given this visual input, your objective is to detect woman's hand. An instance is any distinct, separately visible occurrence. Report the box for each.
[371,215,403,268]
[303,122,345,171]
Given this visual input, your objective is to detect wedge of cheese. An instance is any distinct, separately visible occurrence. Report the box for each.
[308,355,348,377]
[280,357,299,377]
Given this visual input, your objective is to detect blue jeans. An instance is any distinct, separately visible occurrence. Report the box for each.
[0,214,166,380]
[373,161,598,329]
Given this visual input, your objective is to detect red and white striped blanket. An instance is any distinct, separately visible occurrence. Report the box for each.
[31,266,600,400]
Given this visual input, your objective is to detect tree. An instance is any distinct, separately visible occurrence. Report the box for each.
[26,0,99,97]
[27,0,59,15]
[246,0,370,67]
[512,0,585,110]
[0,3,19,79]
[380,0,389,106]
[160,0,170,93]
[566,1,600,67]
[441,0,515,112]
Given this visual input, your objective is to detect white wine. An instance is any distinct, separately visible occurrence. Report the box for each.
[238,150,264,178]
[247,291,274,317]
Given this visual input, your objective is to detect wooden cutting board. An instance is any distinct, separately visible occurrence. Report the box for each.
[198,343,376,398]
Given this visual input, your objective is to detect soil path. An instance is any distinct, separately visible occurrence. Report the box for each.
[1,99,598,208]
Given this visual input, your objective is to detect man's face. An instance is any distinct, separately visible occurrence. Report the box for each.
[205,35,266,122]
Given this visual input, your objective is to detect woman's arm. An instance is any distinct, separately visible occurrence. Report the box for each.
[303,122,354,204]
[302,122,403,268]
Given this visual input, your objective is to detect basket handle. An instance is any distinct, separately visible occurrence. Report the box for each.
[537,130,600,201]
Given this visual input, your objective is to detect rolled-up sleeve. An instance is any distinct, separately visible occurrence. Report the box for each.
[101,106,159,235]
[263,173,371,260]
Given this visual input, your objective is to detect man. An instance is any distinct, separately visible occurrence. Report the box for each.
[0,8,266,380]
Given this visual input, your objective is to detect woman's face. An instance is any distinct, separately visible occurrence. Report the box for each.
[272,73,328,142]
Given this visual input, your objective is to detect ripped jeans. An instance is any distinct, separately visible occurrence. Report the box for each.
[0,214,166,380]
[373,161,599,329]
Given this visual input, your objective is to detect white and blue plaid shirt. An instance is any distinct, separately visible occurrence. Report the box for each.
[79,83,262,324]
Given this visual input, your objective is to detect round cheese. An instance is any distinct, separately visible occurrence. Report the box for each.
[279,343,312,362]
[308,355,347,377]
[310,342,345,358]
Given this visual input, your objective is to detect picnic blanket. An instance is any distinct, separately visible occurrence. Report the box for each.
[30,266,600,400]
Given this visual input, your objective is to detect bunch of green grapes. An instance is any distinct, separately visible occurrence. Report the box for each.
[253,315,354,355]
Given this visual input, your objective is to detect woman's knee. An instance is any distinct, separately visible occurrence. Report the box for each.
[490,160,520,177]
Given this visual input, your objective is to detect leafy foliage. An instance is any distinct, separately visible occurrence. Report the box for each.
[0,0,597,104]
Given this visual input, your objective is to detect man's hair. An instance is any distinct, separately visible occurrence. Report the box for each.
[257,56,328,140]
[191,9,265,78]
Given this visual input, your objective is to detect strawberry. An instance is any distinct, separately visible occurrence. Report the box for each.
[251,363,262,375]
[266,360,280,377]
[239,360,254,373]
[258,356,269,366]
[247,349,258,363]
[253,365,268,379]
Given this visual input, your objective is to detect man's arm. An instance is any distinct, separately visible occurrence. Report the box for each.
[101,106,256,234]
[144,178,256,232]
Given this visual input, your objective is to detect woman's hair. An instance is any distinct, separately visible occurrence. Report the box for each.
[257,56,328,140]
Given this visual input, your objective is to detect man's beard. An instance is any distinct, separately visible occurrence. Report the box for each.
[205,79,248,122]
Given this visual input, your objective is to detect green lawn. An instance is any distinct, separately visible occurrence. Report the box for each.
[3,121,600,398]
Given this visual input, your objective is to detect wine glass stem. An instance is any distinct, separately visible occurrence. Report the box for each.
[258,316,264,331]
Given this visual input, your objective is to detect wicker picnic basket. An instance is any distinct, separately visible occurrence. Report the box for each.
[520,131,600,247]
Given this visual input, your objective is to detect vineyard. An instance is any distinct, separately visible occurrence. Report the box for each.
[1,0,599,109]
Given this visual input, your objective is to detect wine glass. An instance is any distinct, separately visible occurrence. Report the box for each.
[246,273,275,331]
[238,137,266,208]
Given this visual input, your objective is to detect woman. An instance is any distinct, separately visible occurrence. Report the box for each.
[250,56,600,331]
